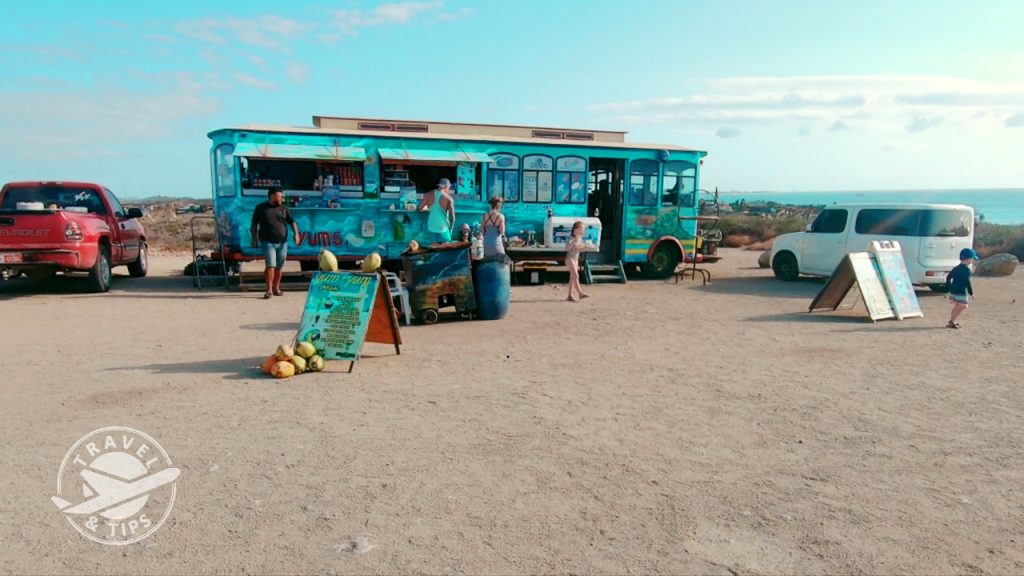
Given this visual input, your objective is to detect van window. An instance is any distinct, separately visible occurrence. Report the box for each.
[855,209,921,236]
[810,209,847,233]
[921,209,972,237]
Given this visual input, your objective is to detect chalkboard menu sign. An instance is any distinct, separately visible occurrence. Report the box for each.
[809,252,894,321]
[871,241,923,320]
[297,272,379,361]
[295,272,401,370]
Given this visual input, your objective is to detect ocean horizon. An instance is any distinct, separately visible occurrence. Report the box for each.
[716,188,1024,225]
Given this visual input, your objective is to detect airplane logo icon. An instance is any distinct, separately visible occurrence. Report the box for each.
[52,467,180,516]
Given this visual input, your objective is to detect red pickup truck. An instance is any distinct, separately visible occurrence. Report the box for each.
[0,181,147,292]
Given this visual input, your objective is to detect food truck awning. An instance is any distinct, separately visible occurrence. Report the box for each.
[233,143,367,161]
[377,148,494,163]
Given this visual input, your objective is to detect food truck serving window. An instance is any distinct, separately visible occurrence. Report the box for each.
[239,157,364,197]
[555,156,587,204]
[487,153,520,202]
[629,159,659,206]
[522,155,554,203]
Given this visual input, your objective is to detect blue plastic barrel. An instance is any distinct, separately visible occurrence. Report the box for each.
[474,256,511,320]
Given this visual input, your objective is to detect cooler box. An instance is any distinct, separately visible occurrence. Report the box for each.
[544,216,601,250]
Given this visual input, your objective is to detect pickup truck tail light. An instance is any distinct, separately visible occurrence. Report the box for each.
[64,222,83,241]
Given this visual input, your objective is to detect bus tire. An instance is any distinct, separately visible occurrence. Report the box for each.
[644,243,680,279]
[772,251,799,281]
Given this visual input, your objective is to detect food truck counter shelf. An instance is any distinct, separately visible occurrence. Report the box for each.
[288,206,361,212]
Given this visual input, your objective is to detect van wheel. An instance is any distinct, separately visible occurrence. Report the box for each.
[88,245,113,292]
[419,309,439,325]
[644,243,680,279]
[772,251,799,281]
[128,242,148,278]
[928,284,950,294]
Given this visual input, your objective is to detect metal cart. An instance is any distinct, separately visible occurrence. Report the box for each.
[401,244,477,324]
[188,215,231,289]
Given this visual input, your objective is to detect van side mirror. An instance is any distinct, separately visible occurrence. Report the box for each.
[127,207,144,219]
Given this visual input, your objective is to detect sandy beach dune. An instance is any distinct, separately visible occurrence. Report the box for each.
[1,248,1021,574]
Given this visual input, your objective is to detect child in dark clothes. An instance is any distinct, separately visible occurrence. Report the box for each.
[946,248,979,329]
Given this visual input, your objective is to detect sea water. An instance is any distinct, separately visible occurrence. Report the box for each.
[717,188,1024,225]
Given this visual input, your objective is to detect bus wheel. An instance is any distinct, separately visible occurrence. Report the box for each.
[772,251,799,281]
[644,243,679,279]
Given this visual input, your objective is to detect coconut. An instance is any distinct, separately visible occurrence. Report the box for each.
[307,355,326,372]
[295,341,317,359]
[260,355,278,374]
[270,361,295,379]
[362,252,382,273]
[319,249,339,272]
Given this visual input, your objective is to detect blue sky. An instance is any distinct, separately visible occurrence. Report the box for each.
[1,0,1023,199]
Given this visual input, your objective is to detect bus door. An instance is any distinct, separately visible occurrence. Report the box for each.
[588,158,624,262]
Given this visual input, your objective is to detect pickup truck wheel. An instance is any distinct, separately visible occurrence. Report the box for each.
[88,246,113,292]
[128,242,148,278]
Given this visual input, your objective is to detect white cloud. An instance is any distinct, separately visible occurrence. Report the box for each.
[716,127,740,138]
[828,120,849,132]
[1006,112,1024,128]
[232,73,278,90]
[588,75,1024,134]
[905,116,943,133]
[0,73,220,159]
[286,62,310,85]
[332,1,444,34]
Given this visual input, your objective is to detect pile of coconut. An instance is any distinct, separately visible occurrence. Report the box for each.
[260,342,326,378]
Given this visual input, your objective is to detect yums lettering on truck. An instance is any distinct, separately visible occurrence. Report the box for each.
[0,181,149,292]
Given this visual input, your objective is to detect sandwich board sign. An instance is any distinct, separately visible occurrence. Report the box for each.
[809,252,895,321]
[870,240,923,320]
[295,271,402,372]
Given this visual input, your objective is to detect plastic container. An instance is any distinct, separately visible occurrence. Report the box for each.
[474,255,511,320]
[544,216,602,248]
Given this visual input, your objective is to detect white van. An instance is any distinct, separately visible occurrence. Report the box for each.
[769,203,974,291]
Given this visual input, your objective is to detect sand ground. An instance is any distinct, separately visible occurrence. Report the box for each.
[1,248,1022,575]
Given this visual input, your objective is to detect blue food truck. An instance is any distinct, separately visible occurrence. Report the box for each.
[207,116,714,278]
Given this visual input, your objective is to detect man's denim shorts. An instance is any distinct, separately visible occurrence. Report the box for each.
[261,241,288,268]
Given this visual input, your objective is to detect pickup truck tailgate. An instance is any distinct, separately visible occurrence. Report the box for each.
[0,211,66,249]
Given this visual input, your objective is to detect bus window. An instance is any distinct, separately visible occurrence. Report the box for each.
[487,153,520,202]
[522,155,553,203]
[214,144,236,197]
[629,159,658,206]
[555,156,587,204]
[662,161,695,207]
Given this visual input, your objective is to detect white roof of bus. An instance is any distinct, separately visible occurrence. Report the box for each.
[214,124,707,155]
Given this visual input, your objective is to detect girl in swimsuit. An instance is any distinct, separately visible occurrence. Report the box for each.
[565,221,588,302]
[482,196,506,257]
